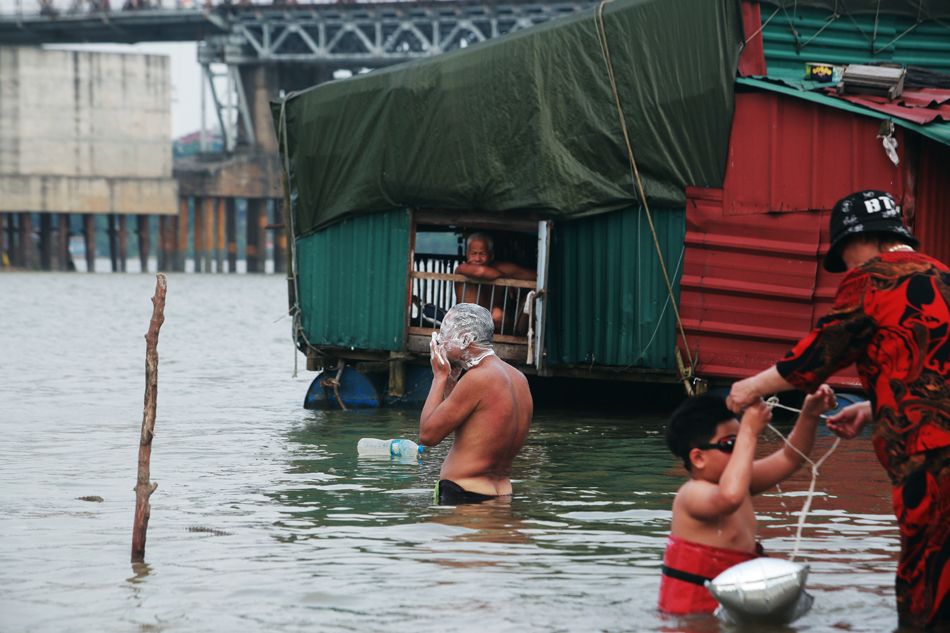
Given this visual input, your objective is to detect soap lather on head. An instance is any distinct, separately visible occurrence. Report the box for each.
[434,303,496,370]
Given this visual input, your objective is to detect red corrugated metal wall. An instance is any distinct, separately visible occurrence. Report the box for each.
[680,91,910,388]
[722,93,905,215]
[914,139,950,267]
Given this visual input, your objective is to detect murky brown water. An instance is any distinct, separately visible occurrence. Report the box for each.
[0,272,900,632]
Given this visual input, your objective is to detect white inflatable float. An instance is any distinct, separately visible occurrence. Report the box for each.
[706,558,813,625]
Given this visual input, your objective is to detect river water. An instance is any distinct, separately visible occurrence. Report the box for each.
[0,272,902,632]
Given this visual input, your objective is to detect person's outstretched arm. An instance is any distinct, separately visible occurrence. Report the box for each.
[750,385,837,494]
[727,366,795,413]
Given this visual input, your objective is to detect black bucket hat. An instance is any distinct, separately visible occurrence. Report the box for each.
[824,190,919,273]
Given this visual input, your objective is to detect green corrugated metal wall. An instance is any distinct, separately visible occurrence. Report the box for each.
[546,205,685,371]
[295,209,410,351]
[761,7,950,74]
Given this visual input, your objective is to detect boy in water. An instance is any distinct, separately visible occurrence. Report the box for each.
[658,387,836,615]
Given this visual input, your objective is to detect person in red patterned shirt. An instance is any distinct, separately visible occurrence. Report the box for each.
[726,190,950,629]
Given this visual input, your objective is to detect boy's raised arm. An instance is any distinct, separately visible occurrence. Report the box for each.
[678,401,771,521]
[750,385,837,495]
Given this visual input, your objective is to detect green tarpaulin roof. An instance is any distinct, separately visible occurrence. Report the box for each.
[273,0,743,238]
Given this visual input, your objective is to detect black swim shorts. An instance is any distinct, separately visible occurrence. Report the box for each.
[434,479,499,505]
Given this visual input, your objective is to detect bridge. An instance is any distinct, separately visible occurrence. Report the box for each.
[0,0,594,272]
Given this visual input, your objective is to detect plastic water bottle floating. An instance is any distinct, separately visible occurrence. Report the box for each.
[357,438,424,457]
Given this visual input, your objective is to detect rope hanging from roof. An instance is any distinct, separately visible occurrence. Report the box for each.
[593,0,697,393]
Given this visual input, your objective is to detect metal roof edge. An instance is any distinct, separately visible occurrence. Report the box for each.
[736,76,950,147]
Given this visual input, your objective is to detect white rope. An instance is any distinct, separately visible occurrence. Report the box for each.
[764,396,841,562]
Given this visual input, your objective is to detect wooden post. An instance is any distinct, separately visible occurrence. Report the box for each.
[0,213,6,266]
[39,213,53,270]
[108,214,119,272]
[388,352,406,397]
[137,215,151,273]
[204,198,214,273]
[131,274,166,563]
[176,197,189,272]
[20,212,35,269]
[59,213,72,271]
[8,213,19,267]
[273,200,287,274]
[216,198,225,273]
[118,214,128,273]
[84,214,96,273]
[226,198,237,273]
[193,197,204,273]
[157,216,168,272]
[246,199,260,273]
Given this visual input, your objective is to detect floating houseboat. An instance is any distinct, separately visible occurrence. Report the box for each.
[274,0,950,408]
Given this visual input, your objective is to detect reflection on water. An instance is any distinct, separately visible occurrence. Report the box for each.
[0,272,900,632]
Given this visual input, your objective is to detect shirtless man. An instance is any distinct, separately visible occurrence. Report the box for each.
[420,303,533,504]
[454,232,537,334]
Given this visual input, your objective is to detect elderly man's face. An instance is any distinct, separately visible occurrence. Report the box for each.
[466,239,493,266]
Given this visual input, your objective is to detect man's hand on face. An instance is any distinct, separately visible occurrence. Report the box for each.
[430,332,450,380]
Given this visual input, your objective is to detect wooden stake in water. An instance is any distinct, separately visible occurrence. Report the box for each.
[131,274,167,563]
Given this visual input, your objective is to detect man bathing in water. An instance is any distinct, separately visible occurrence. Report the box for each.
[420,303,533,505]
[454,232,537,334]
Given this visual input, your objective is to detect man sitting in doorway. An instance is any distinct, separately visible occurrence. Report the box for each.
[454,232,537,335]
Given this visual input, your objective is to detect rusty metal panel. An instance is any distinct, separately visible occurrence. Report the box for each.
[722,92,905,216]
[682,187,862,388]
[296,209,410,352]
[914,139,950,267]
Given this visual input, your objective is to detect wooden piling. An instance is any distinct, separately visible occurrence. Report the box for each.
[226,199,237,273]
[131,273,167,563]
[0,213,6,266]
[203,198,214,273]
[137,215,150,273]
[39,214,53,270]
[246,199,260,273]
[216,198,225,273]
[59,213,71,271]
[108,214,119,272]
[7,214,19,267]
[84,214,96,273]
[176,197,189,272]
[273,200,287,274]
[193,197,204,273]
[157,216,168,272]
[118,215,128,273]
[20,213,35,269]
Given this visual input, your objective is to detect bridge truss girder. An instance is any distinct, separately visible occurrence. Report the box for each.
[200,1,595,65]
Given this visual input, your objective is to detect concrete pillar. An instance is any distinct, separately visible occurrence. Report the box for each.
[39,213,53,270]
[193,197,204,273]
[118,214,128,273]
[176,197,189,272]
[20,213,35,269]
[137,215,150,273]
[239,65,280,154]
[83,214,96,273]
[273,200,287,274]
[216,198,226,273]
[203,198,214,273]
[58,213,72,271]
[246,198,262,273]
[226,198,237,273]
